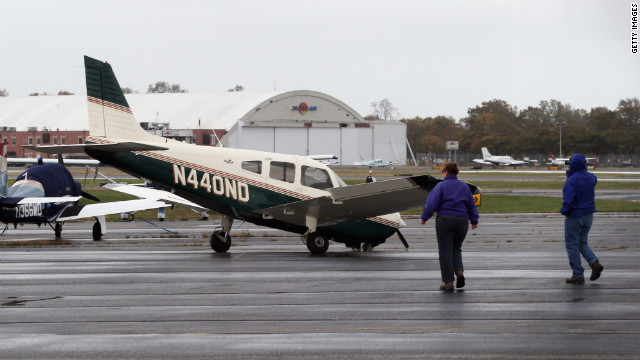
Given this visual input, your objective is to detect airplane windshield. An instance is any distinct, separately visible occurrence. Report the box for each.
[7,179,45,198]
[325,167,347,187]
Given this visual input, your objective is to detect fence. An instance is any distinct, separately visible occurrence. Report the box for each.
[413,153,639,168]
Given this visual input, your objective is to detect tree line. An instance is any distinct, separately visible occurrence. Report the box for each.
[404,98,640,157]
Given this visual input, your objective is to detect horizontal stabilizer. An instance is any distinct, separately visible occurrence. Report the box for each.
[15,196,82,205]
[7,158,101,166]
[103,183,207,211]
[57,199,167,221]
[22,142,169,154]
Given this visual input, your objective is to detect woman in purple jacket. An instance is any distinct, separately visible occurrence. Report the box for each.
[421,162,479,291]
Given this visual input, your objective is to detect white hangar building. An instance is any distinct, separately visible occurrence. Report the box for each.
[0,90,407,165]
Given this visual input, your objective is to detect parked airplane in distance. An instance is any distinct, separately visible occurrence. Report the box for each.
[472,147,525,167]
[0,144,169,240]
[28,56,481,254]
[353,157,393,167]
[546,153,570,168]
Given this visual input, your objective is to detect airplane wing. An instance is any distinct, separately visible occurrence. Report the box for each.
[57,199,167,221]
[259,175,474,228]
[102,183,208,211]
[472,159,492,165]
[22,142,169,154]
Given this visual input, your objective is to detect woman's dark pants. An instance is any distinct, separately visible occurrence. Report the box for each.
[435,215,469,283]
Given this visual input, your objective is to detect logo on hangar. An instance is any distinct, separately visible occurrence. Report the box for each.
[290,102,318,115]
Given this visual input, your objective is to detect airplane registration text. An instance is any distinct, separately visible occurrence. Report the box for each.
[173,164,249,202]
[15,203,43,218]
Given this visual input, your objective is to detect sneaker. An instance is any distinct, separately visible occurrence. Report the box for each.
[566,276,585,284]
[590,260,604,281]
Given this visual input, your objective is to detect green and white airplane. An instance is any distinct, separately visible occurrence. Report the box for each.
[29,56,480,254]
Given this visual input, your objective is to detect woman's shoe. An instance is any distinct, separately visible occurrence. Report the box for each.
[456,274,465,289]
[439,282,454,291]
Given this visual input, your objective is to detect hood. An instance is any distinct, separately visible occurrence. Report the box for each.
[566,153,587,177]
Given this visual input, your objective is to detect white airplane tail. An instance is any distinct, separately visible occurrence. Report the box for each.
[84,56,159,142]
[481,147,492,159]
[0,142,8,197]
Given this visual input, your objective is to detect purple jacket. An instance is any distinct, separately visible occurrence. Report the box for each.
[421,174,479,225]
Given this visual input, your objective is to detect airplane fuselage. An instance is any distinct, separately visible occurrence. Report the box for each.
[85,137,402,244]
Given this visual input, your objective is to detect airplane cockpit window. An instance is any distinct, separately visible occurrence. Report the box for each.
[301,166,333,190]
[241,160,262,174]
[269,161,295,183]
[326,167,347,187]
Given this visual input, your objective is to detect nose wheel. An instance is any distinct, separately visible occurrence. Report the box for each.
[210,230,232,253]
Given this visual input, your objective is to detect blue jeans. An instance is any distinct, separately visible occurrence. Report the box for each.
[564,213,598,278]
[435,215,469,283]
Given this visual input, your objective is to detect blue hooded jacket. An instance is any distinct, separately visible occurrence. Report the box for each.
[561,154,597,217]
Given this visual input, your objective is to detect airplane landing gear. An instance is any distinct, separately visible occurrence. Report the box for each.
[54,223,62,238]
[92,221,103,241]
[210,230,231,253]
[210,215,233,253]
[305,232,330,254]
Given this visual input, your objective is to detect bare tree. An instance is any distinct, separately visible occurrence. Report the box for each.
[227,85,244,92]
[57,90,74,95]
[121,87,138,94]
[369,98,399,121]
[147,81,188,93]
[0,89,8,97]
[29,92,49,96]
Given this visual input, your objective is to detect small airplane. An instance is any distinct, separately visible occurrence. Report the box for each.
[353,157,393,167]
[546,153,570,168]
[472,147,526,167]
[27,56,480,254]
[0,143,170,240]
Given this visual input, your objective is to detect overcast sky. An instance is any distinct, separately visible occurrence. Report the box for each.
[1,0,637,120]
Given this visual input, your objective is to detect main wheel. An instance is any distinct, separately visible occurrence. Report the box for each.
[54,223,62,238]
[92,221,103,241]
[210,230,232,253]
[306,233,330,254]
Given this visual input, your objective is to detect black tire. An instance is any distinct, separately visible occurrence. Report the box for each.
[92,221,102,241]
[210,231,231,253]
[306,233,329,254]
[54,223,62,238]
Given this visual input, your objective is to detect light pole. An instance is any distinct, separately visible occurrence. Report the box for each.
[557,121,565,158]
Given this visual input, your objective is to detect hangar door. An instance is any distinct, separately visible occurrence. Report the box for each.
[308,128,340,159]
[274,128,307,156]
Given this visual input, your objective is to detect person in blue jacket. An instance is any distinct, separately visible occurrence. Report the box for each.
[561,153,604,284]
[421,162,479,291]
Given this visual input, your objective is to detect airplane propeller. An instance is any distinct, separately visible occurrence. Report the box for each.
[81,191,100,202]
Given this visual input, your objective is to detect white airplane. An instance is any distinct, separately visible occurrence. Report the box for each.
[28,56,481,254]
[546,153,570,168]
[353,157,393,167]
[472,147,526,167]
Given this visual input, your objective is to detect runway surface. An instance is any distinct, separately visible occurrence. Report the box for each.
[2,214,640,359]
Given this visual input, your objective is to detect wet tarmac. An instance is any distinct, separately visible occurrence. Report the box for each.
[2,214,640,359]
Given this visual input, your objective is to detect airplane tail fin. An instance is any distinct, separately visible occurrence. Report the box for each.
[481,147,492,159]
[549,153,556,160]
[0,143,8,197]
[84,56,158,142]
